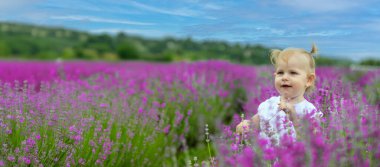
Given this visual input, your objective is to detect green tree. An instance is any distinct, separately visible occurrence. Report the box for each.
[117,41,141,60]
[0,40,10,57]
[62,47,76,59]
[360,59,380,66]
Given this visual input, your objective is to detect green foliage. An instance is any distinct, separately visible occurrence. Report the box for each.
[0,40,10,56]
[0,22,355,65]
[316,56,352,67]
[360,58,380,66]
[117,41,141,60]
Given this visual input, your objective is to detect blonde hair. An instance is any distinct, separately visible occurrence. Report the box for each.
[270,43,318,94]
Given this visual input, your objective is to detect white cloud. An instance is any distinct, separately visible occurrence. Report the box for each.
[42,2,142,15]
[278,0,362,12]
[182,0,223,10]
[126,1,203,17]
[203,3,223,10]
[305,30,351,37]
[90,28,174,37]
[50,15,155,26]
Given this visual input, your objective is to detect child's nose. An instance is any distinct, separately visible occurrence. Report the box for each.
[281,74,289,81]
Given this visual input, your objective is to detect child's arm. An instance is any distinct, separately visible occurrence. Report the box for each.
[236,114,260,134]
[251,114,260,131]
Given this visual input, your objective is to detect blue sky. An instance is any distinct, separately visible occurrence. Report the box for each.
[1,0,380,61]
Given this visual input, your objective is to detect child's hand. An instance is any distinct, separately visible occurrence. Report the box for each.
[236,120,250,134]
[278,98,294,114]
[278,98,298,124]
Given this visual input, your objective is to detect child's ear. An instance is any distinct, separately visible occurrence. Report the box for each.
[306,73,315,86]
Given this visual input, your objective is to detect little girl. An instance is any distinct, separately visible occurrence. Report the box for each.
[236,44,323,145]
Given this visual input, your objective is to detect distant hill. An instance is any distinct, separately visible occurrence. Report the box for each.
[0,22,360,66]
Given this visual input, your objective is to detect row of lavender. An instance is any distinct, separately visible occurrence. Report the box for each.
[0,61,379,166]
[0,61,255,166]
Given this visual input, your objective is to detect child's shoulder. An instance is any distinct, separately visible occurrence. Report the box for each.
[261,96,280,105]
[258,96,280,110]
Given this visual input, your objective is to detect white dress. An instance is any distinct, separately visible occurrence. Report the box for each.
[257,96,323,145]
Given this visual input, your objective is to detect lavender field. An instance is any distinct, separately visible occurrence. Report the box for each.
[0,61,379,167]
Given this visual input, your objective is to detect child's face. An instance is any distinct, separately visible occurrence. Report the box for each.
[274,54,314,100]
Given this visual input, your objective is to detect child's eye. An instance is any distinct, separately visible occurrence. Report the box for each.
[290,71,298,75]
[277,71,284,74]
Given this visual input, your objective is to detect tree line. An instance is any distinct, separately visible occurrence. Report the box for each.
[0,22,378,66]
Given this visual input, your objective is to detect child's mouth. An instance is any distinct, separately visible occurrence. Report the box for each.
[281,85,292,88]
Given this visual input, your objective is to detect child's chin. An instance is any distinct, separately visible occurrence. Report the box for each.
[280,93,291,98]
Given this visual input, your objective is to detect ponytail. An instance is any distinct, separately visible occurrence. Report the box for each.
[270,49,281,65]
[310,43,318,57]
